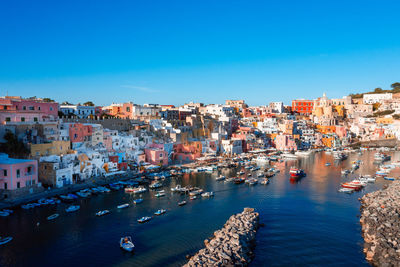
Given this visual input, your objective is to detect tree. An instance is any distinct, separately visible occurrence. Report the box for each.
[374,88,383,93]
[42,98,55,103]
[391,82,400,89]
[83,101,95,106]
[61,101,72,105]
[0,131,29,158]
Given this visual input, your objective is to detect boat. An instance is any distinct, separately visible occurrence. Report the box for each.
[126,186,147,194]
[120,236,135,252]
[256,156,269,164]
[2,209,13,214]
[189,189,203,196]
[133,199,143,204]
[0,211,10,217]
[374,152,391,162]
[65,205,80,213]
[76,191,90,198]
[149,182,163,189]
[376,171,388,177]
[201,192,214,198]
[216,175,225,181]
[154,209,166,215]
[224,177,234,182]
[137,216,152,223]
[67,193,79,199]
[46,213,59,220]
[338,188,354,193]
[257,173,264,178]
[155,191,165,197]
[171,185,182,192]
[341,169,350,175]
[260,178,270,185]
[325,163,331,166]
[96,210,110,216]
[289,167,306,178]
[238,171,245,175]
[59,195,74,202]
[233,177,245,184]
[384,177,395,181]
[359,175,376,183]
[0,236,13,245]
[117,203,130,209]
[281,153,298,159]
[178,200,187,206]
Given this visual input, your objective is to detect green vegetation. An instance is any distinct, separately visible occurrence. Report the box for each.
[393,114,400,120]
[42,98,55,102]
[349,82,400,99]
[0,131,29,158]
[83,101,95,106]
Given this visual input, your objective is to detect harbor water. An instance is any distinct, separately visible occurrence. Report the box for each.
[0,151,399,267]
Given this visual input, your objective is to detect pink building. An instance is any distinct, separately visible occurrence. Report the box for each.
[69,123,93,143]
[172,141,202,162]
[0,154,38,190]
[145,144,168,166]
[335,126,347,138]
[275,134,298,151]
[0,96,59,124]
[103,131,113,151]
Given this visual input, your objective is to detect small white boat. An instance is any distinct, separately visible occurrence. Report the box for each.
[201,192,214,198]
[47,213,59,220]
[120,236,135,252]
[133,199,143,204]
[0,236,13,245]
[155,191,165,197]
[190,196,197,200]
[178,200,187,206]
[154,209,166,215]
[117,203,130,209]
[338,188,354,193]
[65,205,80,213]
[216,176,225,181]
[261,178,270,185]
[96,210,110,216]
[137,216,152,223]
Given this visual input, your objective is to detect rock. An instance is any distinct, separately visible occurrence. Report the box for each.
[183,208,260,267]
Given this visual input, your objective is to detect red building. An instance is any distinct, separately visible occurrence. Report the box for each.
[291,100,314,114]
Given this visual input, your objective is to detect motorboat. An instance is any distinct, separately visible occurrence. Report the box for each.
[260,178,270,185]
[59,195,74,202]
[0,211,10,217]
[47,213,59,220]
[338,188,354,193]
[384,177,395,181]
[190,196,197,200]
[120,236,135,252]
[133,199,143,204]
[201,192,214,198]
[325,163,331,166]
[154,209,166,216]
[117,203,130,209]
[359,175,376,183]
[374,152,391,162]
[0,236,13,245]
[149,182,163,189]
[137,216,152,223]
[238,171,245,175]
[256,156,269,164]
[155,191,165,197]
[76,191,90,198]
[189,189,203,196]
[65,205,80,213]
[171,185,182,192]
[96,210,110,216]
[341,169,350,175]
[233,177,245,184]
[178,200,187,206]
[257,173,264,178]
[216,175,225,181]
[67,193,79,199]
[248,178,258,185]
[289,167,306,178]
[224,177,234,182]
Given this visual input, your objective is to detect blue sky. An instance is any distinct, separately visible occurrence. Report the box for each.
[0,0,399,106]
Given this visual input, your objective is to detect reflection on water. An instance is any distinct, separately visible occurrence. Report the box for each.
[0,151,399,267]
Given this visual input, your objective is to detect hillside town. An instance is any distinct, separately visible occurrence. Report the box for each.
[1,83,400,201]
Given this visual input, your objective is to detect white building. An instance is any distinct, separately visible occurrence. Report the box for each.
[60,105,95,118]
[269,102,284,113]
[205,104,234,119]
[221,139,242,155]
[363,93,393,104]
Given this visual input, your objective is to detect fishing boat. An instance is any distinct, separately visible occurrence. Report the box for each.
[120,236,135,252]
[338,188,354,193]
[133,199,143,204]
[178,200,187,206]
[384,177,395,181]
[137,216,152,223]
[201,191,214,198]
[149,182,163,189]
[260,178,270,185]
[155,191,165,197]
[216,175,225,181]
[47,213,59,220]
[289,167,306,178]
[0,211,10,217]
[0,236,13,245]
[96,210,110,216]
[117,203,130,209]
[65,205,80,213]
[234,177,245,184]
[154,209,166,215]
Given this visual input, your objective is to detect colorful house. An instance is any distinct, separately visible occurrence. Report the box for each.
[0,153,38,190]
[145,144,168,166]
[292,99,314,114]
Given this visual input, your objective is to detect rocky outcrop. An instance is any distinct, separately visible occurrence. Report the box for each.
[360,181,400,266]
[184,208,259,267]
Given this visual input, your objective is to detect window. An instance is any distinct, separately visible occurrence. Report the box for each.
[5,117,10,122]
[29,106,34,110]
[50,107,53,111]
[159,153,163,158]
[23,106,26,110]
[3,170,7,177]
[16,169,20,178]
[38,106,41,110]
[3,106,7,110]
[17,182,20,189]
[34,117,38,122]
[27,166,32,174]
[21,117,25,122]
[4,183,7,190]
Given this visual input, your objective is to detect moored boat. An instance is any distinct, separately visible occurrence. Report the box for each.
[0,236,13,245]
[133,199,143,204]
[137,216,152,223]
[201,191,214,198]
[120,236,135,252]
[178,200,187,206]
[96,210,110,216]
[47,213,59,220]
[154,209,166,215]
[117,203,130,209]
[65,205,80,213]
[289,167,306,178]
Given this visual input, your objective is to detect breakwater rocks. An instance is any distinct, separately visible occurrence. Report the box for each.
[183,208,259,267]
[360,181,400,266]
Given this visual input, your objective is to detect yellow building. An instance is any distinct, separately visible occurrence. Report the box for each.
[30,141,71,158]
[376,117,394,124]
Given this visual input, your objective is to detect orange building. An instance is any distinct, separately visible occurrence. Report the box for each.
[292,99,314,114]
[102,103,133,119]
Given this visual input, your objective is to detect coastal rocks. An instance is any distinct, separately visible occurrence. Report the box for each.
[360,181,400,266]
[183,208,259,267]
